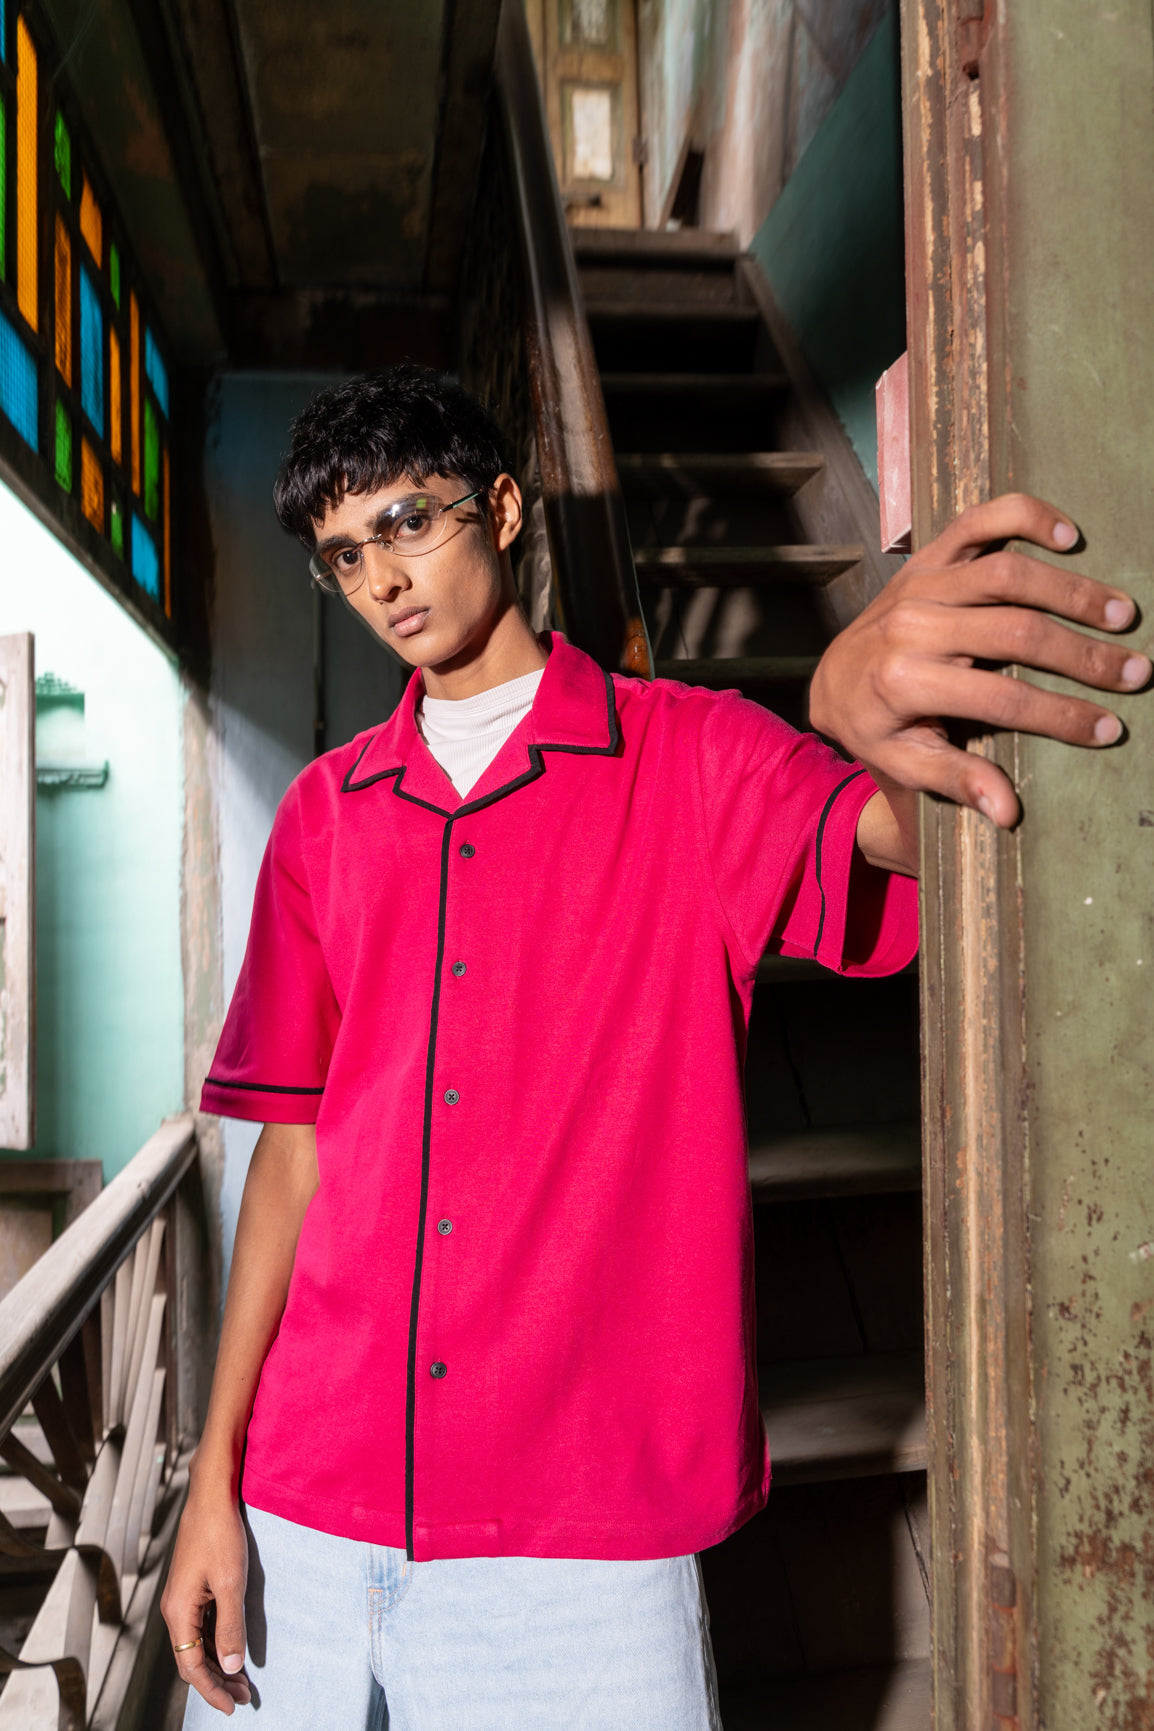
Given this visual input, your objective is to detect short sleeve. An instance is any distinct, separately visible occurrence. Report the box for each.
[200,783,340,1123]
[695,690,918,979]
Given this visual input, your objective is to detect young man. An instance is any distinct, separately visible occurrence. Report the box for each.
[164,367,1148,1728]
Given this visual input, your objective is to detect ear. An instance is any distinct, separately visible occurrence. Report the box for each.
[489,473,523,551]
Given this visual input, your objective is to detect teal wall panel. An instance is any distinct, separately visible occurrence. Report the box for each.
[749,7,905,488]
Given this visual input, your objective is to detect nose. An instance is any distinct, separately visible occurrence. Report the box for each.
[364,541,410,604]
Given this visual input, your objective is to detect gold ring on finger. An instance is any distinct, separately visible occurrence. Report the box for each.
[173,1637,204,1653]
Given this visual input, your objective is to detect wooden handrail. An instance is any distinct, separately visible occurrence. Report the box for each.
[493,0,652,679]
[0,1114,195,1445]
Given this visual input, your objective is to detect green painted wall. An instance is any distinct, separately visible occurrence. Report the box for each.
[750,6,905,488]
[0,481,185,1181]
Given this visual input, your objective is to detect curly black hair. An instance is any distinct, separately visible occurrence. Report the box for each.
[273,364,511,547]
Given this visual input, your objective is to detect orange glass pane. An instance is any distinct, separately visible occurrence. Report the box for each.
[163,446,171,617]
[79,174,102,264]
[130,291,140,496]
[54,216,72,385]
[80,437,103,531]
[16,19,37,331]
[109,325,122,464]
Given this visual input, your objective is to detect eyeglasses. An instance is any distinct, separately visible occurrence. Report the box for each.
[309,489,484,595]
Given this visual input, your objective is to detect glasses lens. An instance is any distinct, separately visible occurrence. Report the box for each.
[311,546,364,592]
[388,497,444,556]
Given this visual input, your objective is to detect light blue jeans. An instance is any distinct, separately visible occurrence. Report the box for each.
[182,1505,722,1730]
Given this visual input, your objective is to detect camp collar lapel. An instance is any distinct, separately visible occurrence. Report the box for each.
[340,633,620,815]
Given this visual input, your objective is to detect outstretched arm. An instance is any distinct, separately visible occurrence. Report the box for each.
[161,1121,319,1715]
[810,494,1151,873]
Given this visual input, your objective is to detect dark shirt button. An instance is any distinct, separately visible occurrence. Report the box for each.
[444,1088,460,1105]
[437,1218,453,1235]
[430,1361,448,1379]
[451,960,467,977]
[459,842,475,858]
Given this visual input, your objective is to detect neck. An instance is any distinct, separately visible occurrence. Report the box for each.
[422,600,548,701]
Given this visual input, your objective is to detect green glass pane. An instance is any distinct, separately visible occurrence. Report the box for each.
[0,94,6,284]
[109,242,120,309]
[54,111,70,200]
[110,495,123,557]
[54,400,71,490]
[143,395,159,519]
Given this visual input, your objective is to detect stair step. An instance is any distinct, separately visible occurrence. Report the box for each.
[749,1123,921,1202]
[585,301,760,372]
[616,451,824,497]
[634,544,862,585]
[570,225,740,264]
[761,1353,926,1485]
[602,373,789,451]
[721,1658,932,1731]
[655,656,819,688]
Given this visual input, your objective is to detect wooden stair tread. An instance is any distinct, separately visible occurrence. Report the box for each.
[584,299,758,325]
[616,451,824,496]
[634,544,862,583]
[570,226,740,263]
[761,1353,926,1484]
[721,1658,931,1731]
[655,656,819,687]
[601,371,787,393]
[749,1123,921,1201]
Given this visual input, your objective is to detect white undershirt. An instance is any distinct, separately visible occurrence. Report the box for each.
[418,669,545,799]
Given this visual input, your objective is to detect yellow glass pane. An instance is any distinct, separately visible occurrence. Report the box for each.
[16,19,37,331]
[163,446,171,617]
[109,325,121,464]
[130,291,140,496]
[80,437,103,531]
[54,216,71,385]
[79,174,102,264]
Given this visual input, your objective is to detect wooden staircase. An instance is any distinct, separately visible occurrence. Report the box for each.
[573,226,928,1730]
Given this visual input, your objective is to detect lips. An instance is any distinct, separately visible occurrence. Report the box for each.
[389,606,430,638]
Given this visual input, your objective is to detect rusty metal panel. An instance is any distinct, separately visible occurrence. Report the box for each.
[901,1,1154,1726]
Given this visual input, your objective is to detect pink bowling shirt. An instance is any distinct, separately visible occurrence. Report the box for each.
[202,634,918,1562]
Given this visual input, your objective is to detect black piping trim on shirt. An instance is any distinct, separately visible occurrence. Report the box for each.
[341,668,620,811]
[812,768,867,957]
[203,1075,325,1095]
[404,819,453,1560]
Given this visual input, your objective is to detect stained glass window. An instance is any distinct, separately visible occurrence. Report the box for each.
[109,325,121,463]
[15,18,35,332]
[130,514,158,599]
[54,215,70,384]
[80,435,102,531]
[79,264,102,435]
[144,328,168,417]
[54,400,71,490]
[53,109,69,197]
[79,174,100,263]
[0,308,36,446]
[0,10,177,633]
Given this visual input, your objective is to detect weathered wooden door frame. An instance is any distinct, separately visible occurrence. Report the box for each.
[901,4,1154,1728]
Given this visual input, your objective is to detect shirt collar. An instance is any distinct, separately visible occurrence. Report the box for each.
[341,633,619,811]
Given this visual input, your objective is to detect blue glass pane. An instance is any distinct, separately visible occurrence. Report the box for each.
[79,265,103,436]
[0,0,6,65]
[131,514,159,598]
[0,307,37,448]
[144,327,168,417]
